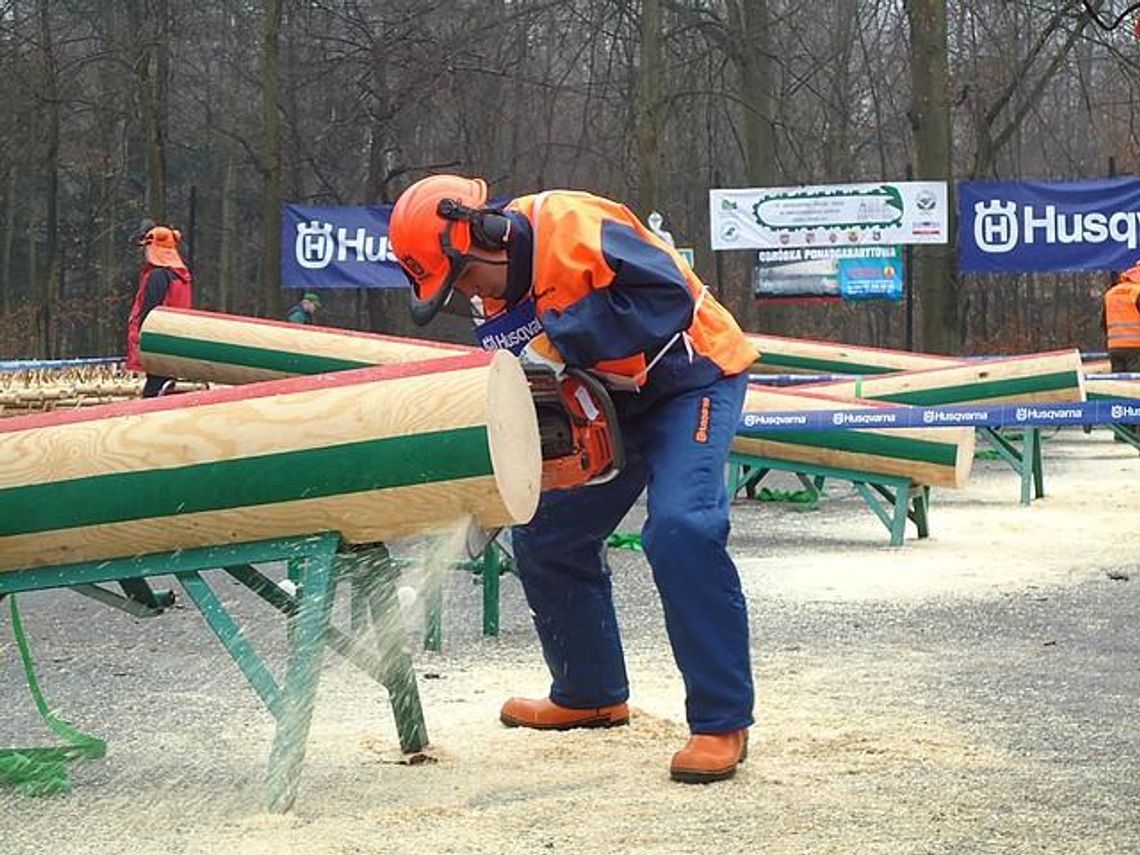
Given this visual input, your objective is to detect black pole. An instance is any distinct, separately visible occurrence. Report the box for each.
[186,185,197,272]
[905,163,914,351]
[1108,156,1118,285]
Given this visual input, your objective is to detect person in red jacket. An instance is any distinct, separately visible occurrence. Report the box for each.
[389,174,758,784]
[125,219,193,397]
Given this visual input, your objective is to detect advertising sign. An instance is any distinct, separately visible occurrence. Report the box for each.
[281,204,407,290]
[958,177,1140,273]
[710,181,948,250]
[754,246,903,301]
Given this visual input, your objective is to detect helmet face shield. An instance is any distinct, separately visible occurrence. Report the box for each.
[408,220,470,325]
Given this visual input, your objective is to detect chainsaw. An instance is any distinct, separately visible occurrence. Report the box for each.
[465,365,624,560]
[527,365,624,492]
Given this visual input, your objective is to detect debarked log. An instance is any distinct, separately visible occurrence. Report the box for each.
[736,385,975,489]
[803,349,1086,406]
[0,351,540,572]
[139,306,473,385]
[747,333,956,375]
[1085,377,1140,402]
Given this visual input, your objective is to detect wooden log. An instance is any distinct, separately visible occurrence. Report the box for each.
[140,307,473,385]
[0,351,540,573]
[747,333,955,375]
[748,333,1086,405]
[736,385,975,489]
[1085,377,1140,402]
[804,349,1086,406]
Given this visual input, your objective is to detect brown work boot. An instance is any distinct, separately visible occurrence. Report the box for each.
[669,729,748,783]
[500,697,630,730]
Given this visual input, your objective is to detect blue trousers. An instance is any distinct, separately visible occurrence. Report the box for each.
[512,372,754,734]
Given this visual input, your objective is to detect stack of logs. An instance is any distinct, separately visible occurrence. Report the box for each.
[0,362,207,416]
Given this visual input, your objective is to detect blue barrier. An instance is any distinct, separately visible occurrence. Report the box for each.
[739,399,1140,434]
[0,357,122,372]
[748,371,1140,386]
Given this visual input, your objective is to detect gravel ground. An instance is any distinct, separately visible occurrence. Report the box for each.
[1,428,1138,854]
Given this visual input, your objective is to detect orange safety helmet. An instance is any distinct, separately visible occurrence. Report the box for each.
[389,174,504,325]
[142,225,185,268]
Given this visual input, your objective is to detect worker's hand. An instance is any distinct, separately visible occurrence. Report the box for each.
[520,332,566,378]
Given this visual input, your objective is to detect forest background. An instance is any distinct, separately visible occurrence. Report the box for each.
[1,0,1137,360]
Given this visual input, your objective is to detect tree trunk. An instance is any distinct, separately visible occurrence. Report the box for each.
[259,0,283,318]
[220,157,238,313]
[1,168,13,314]
[907,0,958,354]
[727,0,776,330]
[128,0,169,219]
[37,0,60,357]
[635,0,663,216]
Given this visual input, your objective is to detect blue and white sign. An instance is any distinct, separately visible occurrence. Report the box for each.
[281,204,407,289]
[959,177,1140,273]
[473,298,541,355]
[838,247,903,301]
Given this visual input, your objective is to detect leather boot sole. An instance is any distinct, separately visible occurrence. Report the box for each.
[669,741,748,784]
[500,710,630,731]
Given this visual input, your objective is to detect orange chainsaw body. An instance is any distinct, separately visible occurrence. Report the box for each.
[525,366,624,492]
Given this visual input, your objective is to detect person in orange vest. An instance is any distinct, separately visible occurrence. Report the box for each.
[389,174,758,784]
[125,219,193,397]
[1103,267,1140,373]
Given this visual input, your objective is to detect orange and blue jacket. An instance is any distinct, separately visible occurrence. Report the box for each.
[1105,268,1140,351]
[488,191,756,407]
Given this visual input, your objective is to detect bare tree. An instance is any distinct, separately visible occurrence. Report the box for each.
[260,0,283,318]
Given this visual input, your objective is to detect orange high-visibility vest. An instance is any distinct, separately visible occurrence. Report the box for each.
[1105,280,1140,351]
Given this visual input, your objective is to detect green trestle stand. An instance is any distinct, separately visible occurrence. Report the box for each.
[0,533,428,813]
[726,453,931,548]
[978,426,1044,506]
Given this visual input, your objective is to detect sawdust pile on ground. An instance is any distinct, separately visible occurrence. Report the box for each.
[2,429,1138,854]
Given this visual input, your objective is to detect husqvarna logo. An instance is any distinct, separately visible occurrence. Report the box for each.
[974,200,1018,253]
[295,220,398,269]
[973,198,1140,253]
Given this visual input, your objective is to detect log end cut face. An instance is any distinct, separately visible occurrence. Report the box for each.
[484,351,542,526]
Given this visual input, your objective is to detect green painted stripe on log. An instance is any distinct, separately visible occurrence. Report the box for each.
[0,426,491,536]
[754,353,898,375]
[740,430,958,467]
[140,331,372,375]
[1088,390,1140,401]
[864,371,1080,406]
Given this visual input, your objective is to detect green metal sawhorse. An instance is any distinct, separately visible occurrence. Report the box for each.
[978,426,1043,506]
[0,533,428,812]
[727,452,930,547]
[1108,422,1140,452]
[423,539,513,651]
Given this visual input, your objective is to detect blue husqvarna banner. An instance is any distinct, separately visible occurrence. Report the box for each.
[958,177,1140,273]
[281,204,408,289]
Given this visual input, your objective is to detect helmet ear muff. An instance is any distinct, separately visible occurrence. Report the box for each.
[437,198,510,250]
[470,211,510,250]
